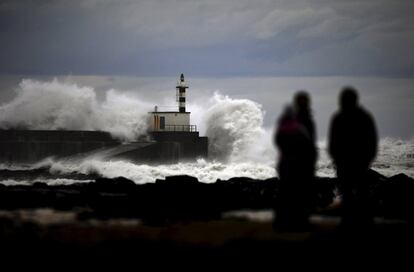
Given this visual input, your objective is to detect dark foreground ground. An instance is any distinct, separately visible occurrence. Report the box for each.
[0,170,413,266]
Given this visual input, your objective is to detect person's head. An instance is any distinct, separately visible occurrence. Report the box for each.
[340,87,359,111]
[294,91,311,113]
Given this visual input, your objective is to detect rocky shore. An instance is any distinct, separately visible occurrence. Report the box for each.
[0,169,413,221]
[0,170,413,264]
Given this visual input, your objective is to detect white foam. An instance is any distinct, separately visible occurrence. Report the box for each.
[371,137,414,177]
[0,79,152,141]
[0,178,94,186]
[47,158,276,184]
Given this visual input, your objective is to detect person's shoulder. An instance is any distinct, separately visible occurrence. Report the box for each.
[358,106,374,121]
[330,110,342,123]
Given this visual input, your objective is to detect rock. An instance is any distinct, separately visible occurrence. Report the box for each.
[156,175,199,184]
[33,182,48,188]
[367,168,388,183]
[389,173,413,184]
[93,176,136,192]
[371,172,414,221]
[0,171,412,222]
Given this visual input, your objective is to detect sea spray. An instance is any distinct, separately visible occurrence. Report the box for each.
[0,79,152,141]
[204,92,274,163]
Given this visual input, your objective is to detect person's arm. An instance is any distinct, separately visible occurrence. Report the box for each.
[367,112,378,162]
[273,121,280,148]
[310,119,317,145]
[328,115,339,163]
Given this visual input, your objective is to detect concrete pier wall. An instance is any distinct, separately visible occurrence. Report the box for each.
[0,130,207,164]
[0,130,119,163]
[150,131,208,160]
[113,142,181,164]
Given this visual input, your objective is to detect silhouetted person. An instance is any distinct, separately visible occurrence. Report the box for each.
[274,92,317,230]
[328,87,378,228]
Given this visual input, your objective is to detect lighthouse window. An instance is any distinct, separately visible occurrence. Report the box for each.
[160,116,165,130]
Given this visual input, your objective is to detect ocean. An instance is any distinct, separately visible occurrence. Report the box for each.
[0,77,413,185]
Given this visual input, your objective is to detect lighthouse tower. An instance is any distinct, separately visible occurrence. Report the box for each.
[177,73,188,113]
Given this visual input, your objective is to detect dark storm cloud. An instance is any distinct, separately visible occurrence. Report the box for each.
[1,0,414,76]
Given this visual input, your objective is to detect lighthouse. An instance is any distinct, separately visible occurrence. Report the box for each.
[148,73,195,132]
[147,74,208,160]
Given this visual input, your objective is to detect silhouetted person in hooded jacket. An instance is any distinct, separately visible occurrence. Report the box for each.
[328,87,378,228]
[274,91,317,230]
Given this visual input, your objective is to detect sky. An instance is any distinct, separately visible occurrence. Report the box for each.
[1,0,414,77]
[0,0,413,139]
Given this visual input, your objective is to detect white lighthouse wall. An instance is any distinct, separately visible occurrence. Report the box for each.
[164,112,190,126]
[149,112,190,131]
